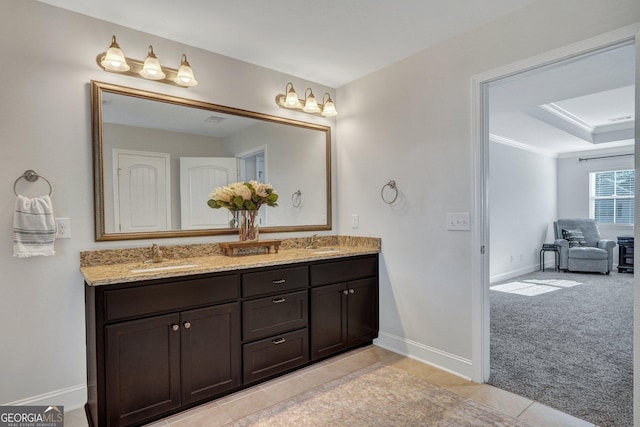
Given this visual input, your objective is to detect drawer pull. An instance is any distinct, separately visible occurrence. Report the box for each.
[272,298,286,304]
[183,322,191,329]
[349,289,355,294]
[342,290,349,295]
[171,324,179,332]
[272,279,286,284]
[272,337,286,345]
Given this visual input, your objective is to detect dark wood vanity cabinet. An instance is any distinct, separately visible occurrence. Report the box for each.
[310,256,379,360]
[85,254,378,427]
[86,273,241,427]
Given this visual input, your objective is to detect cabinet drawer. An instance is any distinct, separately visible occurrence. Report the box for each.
[310,256,378,286]
[104,275,239,322]
[243,328,309,384]
[242,266,308,298]
[242,291,308,341]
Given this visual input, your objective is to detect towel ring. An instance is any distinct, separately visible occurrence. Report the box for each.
[381,180,398,204]
[13,170,53,196]
[292,190,302,208]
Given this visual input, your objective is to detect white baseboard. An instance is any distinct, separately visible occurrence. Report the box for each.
[4,384,86,412]
[489,262,549,284]
[374,331,473,380]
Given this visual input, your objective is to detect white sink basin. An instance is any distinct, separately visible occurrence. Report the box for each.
[130,264,198,273]
[310,249,343,255]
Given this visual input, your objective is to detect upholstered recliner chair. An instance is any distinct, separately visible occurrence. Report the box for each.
[554,219,616,274]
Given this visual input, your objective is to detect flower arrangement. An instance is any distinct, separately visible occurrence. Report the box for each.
[207,181,279,211]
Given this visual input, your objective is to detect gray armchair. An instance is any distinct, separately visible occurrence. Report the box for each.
[553,219,615,274]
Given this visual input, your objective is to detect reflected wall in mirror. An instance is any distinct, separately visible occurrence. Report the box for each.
[91,81,331,241]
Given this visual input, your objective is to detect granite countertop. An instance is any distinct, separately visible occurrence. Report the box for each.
[81,236,380,286]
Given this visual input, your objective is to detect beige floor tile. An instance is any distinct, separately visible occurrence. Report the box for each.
[218,388,279,420]
[159,401,219,424]
[258,374,318,403]
[424,370,483,397]
[64,408,89,427]
[387,356,441,380]
[367,346,405,365]
[467,384,533,418]
[166,406,233,427]
[297,362,349,388]
[518,402,595,427]
[325,349,379,373]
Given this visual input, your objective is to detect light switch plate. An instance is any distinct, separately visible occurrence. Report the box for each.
[446,213,470,231]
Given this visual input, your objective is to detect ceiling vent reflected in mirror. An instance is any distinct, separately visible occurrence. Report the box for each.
[204,116,226,124]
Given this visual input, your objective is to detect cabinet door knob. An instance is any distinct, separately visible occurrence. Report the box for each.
[272,279,286,284]
[342,290,349,295]
[272,337,286,345]
[272,298,286,304]
[171,324,179,331]
[349,289,355,294]
[183,322,191,329]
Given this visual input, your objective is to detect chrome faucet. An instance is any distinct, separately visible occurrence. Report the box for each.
[306,234,320,249]
[149,244,164,263]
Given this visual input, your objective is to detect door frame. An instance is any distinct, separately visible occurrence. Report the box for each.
[471,23,640,384]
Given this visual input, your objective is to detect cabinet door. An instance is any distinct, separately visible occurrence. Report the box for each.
[105,314,181,427]
[181,303,241,404]
[347,277,378,346]
[310,282,347,360]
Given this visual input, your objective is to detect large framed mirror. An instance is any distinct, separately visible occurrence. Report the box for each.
[91,81,331,241]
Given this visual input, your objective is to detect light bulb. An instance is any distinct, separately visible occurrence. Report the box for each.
[139,46,165,80]
[174,54,198,87]
[100,35,130,72]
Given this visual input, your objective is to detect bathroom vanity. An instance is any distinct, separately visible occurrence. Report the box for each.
[82,239,379,427]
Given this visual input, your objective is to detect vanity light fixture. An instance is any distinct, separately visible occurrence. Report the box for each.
[302,88,321,113]
[139,46,165,80]
[96,35,198,88]
[275,82,338,117]
[100,36,130,72]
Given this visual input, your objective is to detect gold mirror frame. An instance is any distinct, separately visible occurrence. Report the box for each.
[91,80,332,241]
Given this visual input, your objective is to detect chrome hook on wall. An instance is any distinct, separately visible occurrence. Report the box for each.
[291,190,302,208]
[380,180,398,204]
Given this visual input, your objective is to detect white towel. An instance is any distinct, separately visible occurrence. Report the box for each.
[13,195,56,257]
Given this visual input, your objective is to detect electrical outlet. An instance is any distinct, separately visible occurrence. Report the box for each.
[351,214,359,228]
[56,218,71,239]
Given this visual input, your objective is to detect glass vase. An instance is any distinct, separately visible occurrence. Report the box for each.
[239,210,259,241]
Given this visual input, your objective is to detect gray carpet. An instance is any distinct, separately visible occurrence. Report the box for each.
[488,269,633,427]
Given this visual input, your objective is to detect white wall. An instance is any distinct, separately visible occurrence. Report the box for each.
[557,149,635,264]
[489,142,557,282]
[0,0,335,409]
[337,0,640,377]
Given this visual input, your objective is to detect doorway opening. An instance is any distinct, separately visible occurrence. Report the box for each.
[472,28,637,427]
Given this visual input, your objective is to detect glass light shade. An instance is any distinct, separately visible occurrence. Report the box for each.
[139,46,165,80]
[101,36,130,72]
[321,100,338,116]
[285,86,301,107]
[303,92,321,113]
[174,54,198,87]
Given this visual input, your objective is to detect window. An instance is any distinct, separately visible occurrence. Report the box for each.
[589,169,635,225]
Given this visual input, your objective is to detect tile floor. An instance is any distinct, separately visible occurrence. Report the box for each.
[65,345,594,427]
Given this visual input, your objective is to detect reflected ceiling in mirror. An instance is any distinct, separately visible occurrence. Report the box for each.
[91,81,331,241]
